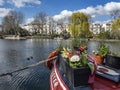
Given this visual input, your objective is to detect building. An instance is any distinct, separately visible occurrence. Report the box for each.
[55,24,69,34]
[90,23,102,34]
[21,22,113,35]
[90,22,112,34]
[21,24,53,35]
[102,22,112,32]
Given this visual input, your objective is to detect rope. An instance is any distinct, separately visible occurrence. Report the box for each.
[0,56,57,77]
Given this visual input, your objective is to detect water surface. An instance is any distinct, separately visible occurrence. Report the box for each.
[0,39,120,90]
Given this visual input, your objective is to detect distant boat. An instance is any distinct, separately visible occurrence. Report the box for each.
[46,49,120,90]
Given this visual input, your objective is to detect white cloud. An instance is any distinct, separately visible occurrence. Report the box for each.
[0,8,12,17]
[0,0,4,6]
[104,2,120,12]
[10,0,41,8]
[79,2,120,17]
[53,10,72,22]
[25,17,34,24]
[53,2,120,22]
[78,6,97,18]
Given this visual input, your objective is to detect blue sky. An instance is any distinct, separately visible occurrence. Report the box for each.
[0,0,120,24]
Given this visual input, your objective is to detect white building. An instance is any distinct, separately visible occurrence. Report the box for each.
[21,24,34,34]
[102,22,112,32]
[21,24,53,35]
[90,23,102,34]
[21,22,113,35]
[55,24,69,34]
[90,22,112,34]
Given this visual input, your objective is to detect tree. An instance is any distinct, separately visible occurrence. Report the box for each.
[2,11,24,35]
[69,12,91,38]
[56,17,67,34]
[98,31,110,39]
[111,18,120,39]
[48,17,55,35]
[110,9,120,20]
[32,12,47,35]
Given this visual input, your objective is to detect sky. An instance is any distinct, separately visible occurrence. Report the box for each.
[0,0,120,24]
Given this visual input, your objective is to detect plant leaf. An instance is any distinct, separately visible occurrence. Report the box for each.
[88,62,94,74]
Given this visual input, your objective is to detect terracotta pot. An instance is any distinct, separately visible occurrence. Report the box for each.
[93,54,103,64]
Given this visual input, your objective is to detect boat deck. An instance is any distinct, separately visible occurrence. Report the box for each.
[58,64,120,90]
[91,75,120,90]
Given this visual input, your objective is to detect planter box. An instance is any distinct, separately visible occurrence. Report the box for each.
[105,54,120,69]
[58,55,91,87]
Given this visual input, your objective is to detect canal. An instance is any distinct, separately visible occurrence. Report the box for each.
[0,39,120,90]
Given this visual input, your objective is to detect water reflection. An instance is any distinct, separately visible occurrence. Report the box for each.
[0,39,120,90]
[0,39,57,90]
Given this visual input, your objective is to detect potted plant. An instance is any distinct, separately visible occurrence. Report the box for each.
[59,47,94,87]
[93,44,109,64]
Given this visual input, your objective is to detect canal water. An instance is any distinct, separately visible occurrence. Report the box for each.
[0,39,120,90]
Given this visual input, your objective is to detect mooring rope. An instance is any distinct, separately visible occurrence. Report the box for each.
[0,56,58,77]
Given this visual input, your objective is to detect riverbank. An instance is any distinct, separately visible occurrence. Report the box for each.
[1,35,120,42]
[3,35,26,40]
[88,38,120,42]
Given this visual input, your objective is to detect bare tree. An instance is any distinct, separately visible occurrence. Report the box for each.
[48,17,55,35]
[2,11,24,35]
[32,12,47,35]
[109,9,120,20]
[56,18,66,33]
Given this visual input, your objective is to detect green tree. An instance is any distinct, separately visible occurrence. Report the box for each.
[98,31,110,39]
[69,12,91,38]
[111,18,120,39]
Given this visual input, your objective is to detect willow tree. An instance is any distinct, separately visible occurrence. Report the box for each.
[69,12,91,38]
[111,18,120,39]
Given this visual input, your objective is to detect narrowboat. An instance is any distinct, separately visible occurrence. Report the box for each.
[46,49,120,90]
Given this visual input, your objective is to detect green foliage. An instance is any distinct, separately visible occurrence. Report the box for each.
[69,12,91,38]
[98,31,111,39]
[70,61,82,68]
[112,18,120,30]
[111,18,120,39]
[71,38,87,48]
[97,44,110,57]
[80,50,88,66]
[69,50,88,68]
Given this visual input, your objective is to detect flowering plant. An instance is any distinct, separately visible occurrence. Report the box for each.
[60,46,93,70]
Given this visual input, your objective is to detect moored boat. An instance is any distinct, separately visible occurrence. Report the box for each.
[46,49,120,90]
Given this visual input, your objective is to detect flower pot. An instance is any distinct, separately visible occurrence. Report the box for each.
[105,54,120,69]
[58,55,91,87]
[93,54,103,64]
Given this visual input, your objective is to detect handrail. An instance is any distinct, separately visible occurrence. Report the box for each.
[0,56,58,77]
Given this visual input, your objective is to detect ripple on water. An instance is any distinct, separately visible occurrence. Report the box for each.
[9,65,50,90]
